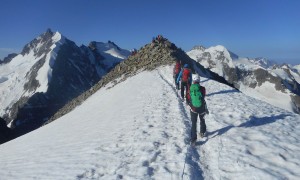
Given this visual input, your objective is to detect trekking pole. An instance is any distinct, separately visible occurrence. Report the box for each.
[181,145,188,180]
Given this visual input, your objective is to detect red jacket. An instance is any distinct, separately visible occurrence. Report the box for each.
[173,61,181,75]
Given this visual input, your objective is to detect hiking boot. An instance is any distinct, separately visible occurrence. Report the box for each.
[199,132,205,138]
[190,140,196,146]
[180,97,185,102]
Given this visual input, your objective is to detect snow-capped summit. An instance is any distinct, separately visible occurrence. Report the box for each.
[0,29,129,140]
[0,28,66,121]
[188,45,237,67]
[187,45,300,114]
[235,57,276,70]
[187,45,237,84]
[253,57,276,69]
[88,41,130,60]
[21,29,64,57]
[191,45,206,51]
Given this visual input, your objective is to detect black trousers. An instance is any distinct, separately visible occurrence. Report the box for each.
[190,110,206,141]
[180,81,189,100]
[174,74,179,90]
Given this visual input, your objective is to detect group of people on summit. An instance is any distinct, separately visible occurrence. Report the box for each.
[173,60,209,146]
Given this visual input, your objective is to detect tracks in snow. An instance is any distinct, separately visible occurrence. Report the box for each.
[157,68,205,180]
[77,69,198,179]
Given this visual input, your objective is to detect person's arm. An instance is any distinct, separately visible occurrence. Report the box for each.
[176,69,183,83]
[201,86,209,114]
[201,86,206,97]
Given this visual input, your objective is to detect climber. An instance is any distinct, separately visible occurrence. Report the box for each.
[176,64,192,102]
[130,48,137,56]
[187,74,209,146]
[173,60,182,90]
[156,35,163,43]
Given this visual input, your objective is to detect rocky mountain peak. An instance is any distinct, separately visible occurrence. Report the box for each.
[107,40,121,51]
[21,29,60,56]
[252,57,276,69]
[191,45,206,51]
[89,41,123,53]
[49,36,200,122]
[88,41,97,50]
[45,28,54,36]
[0,53,18,65]
[188,44,300,114]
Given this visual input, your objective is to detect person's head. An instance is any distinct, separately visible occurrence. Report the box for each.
[184,64,189,68]
[192,74,200,83]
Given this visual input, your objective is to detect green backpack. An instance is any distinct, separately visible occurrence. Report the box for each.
[190,84,202,108]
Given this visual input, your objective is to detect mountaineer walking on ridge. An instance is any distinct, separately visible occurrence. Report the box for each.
[176,64,192,102]
[173,60,182,90]
[187,74,209,146]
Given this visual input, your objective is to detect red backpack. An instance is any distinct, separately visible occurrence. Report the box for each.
[182,68,190,82]
[174,62,181,74]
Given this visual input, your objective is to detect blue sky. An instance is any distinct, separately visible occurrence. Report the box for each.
[0,0,299,65]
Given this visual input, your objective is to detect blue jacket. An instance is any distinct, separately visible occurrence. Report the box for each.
[176,68,192,84]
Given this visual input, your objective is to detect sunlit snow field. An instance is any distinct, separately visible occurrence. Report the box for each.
[0,66,299,180]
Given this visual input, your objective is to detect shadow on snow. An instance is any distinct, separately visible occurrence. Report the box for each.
[238,114,291,128]
[206,89,238,97]
[208,114,292,139]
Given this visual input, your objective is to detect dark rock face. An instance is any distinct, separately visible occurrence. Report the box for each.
[281,67,300,95]
[24,57,46,92]
[236,67,287,91]
[2,30,128,140]
[4,30,56,125]
[21,29,54,57]
[11,40,99,132]
[0,53,18,65]
[0,117,11,144]
[291,95,300,113]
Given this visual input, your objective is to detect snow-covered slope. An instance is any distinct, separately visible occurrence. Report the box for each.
[292,65,300,84]
[187,46,300,114]
[294,64,300,73]
[85,41,130,77]
[0,66,299,179]
[235,57,276,70]
[95,41,130,59]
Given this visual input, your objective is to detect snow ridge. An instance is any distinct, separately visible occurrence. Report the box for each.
[36,32,65,93]
[0,65,299,179]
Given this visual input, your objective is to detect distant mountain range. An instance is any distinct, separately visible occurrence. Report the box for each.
[0,31,299,144]
[187,45,300,113]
